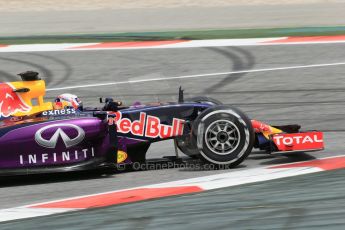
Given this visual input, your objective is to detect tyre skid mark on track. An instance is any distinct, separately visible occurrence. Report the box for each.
[0,57,54,86]
[1,155,345,223]
[46,62,345,91]
[202,47,255,94]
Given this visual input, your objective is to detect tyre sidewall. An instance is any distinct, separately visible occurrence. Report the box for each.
[193,106,254,166]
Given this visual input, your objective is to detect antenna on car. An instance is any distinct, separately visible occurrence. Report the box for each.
[178,86,184,103]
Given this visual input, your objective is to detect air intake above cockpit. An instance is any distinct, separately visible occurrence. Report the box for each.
[18,71,41,81]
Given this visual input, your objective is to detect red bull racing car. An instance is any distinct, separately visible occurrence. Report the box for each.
[0,72,324,175]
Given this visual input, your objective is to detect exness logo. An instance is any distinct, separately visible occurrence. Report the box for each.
[35,124,85,148]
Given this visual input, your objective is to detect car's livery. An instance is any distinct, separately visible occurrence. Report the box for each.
[109,111,185,138]
[0,72,325,175]
[0,82,32,117]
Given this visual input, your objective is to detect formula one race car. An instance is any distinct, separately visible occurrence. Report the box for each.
[0,72,324,175]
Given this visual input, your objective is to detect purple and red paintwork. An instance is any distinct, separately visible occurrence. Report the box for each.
[0,102,210,175]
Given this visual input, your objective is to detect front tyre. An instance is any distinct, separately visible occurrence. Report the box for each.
[194,106,254,167]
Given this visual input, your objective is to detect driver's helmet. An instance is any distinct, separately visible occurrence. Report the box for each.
[53,93,83,110]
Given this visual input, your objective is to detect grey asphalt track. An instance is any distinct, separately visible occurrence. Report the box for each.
[0,43,345,228]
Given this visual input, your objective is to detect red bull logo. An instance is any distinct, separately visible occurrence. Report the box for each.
[108,111,185,139]
[0,82,31,117]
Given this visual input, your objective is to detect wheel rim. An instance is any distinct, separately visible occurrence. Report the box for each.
[205,120,240,155]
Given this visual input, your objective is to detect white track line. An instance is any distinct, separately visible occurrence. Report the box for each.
[47,62,345,91]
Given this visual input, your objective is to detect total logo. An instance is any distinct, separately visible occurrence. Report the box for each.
[109,112,185,139]
[273,134,323,146]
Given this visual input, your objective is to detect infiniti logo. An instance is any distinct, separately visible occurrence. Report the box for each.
[35,124,85,149]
